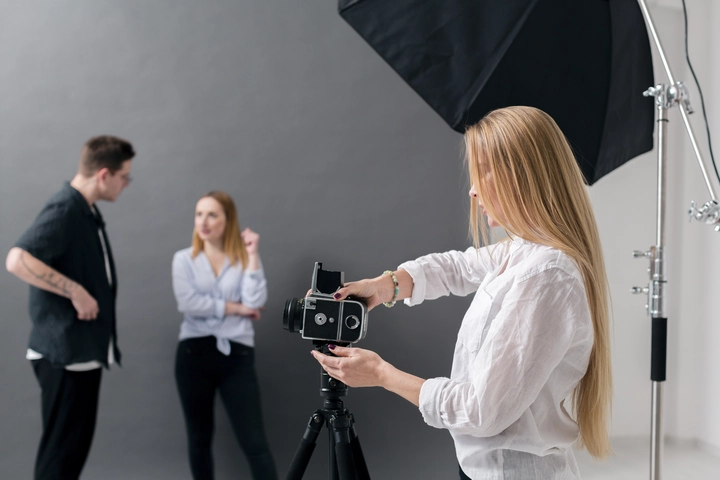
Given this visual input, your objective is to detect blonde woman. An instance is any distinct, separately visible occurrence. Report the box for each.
[311,106,612,479]
[172,191,277,480]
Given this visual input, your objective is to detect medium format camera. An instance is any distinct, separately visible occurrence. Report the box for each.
[283,262,368,344]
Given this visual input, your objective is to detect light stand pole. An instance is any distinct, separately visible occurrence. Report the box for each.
[633,2,719,479]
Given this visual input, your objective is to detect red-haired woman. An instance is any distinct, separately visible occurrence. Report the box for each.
[172,191,277,480]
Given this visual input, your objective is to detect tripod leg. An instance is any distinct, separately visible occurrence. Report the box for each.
[348,417,371,480]
[331,413,360,480]
[328,423,340,480]
[285,412,324,480]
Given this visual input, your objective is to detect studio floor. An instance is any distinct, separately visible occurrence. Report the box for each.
[574,437,720,480]
[77,436,720,479]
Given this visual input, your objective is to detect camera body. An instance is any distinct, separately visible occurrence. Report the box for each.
[284,263,368,344]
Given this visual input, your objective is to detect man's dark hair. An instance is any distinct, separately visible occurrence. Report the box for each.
[79,135,135,176]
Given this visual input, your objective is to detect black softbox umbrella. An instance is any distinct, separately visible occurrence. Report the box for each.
[338,0,655,185]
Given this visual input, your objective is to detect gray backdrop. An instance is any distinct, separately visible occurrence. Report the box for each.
[0,1,474,479]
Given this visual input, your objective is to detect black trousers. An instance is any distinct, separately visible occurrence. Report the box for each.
[31,359,102,480]
[175,336,277,480]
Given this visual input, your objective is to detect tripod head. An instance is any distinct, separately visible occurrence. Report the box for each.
[313,341,350,403]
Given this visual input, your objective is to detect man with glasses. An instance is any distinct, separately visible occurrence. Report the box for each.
[5,135,135,480]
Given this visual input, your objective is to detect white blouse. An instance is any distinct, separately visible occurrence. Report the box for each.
[399,237,593,480]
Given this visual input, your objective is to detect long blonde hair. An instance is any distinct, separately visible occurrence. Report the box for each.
[191,191,249,269]
[465,106,612,458]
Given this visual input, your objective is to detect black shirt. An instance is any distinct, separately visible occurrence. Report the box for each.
[16,182,121,368]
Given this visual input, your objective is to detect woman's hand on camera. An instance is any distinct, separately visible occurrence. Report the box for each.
[310,345,388,388]
[311,345,426,406]
[332,275,395,310]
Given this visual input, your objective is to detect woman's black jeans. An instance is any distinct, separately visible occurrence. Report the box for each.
[175,336,277,480]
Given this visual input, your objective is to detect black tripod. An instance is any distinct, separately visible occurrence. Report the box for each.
[285,343,371,480]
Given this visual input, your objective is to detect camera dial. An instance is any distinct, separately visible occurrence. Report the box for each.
[345,315,360,330]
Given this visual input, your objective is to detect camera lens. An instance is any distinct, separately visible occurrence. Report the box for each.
[283,298,304,333]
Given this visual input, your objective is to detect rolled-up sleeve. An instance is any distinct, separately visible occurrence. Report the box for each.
[399,246,495,306]
[172,252,225,318]
[418,267,589,437]
[419,377,455,429]
[241,262,267,309]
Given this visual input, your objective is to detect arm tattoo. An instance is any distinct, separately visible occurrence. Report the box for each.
[19,251,77,298]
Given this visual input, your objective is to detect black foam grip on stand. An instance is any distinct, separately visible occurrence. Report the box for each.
[651,317,667,382]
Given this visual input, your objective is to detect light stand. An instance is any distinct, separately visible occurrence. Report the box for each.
[633,2,719,479]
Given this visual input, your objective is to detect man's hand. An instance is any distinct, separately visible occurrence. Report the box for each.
[71,287,99,321]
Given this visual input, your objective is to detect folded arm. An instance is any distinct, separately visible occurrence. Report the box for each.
[240,254,267,309]
[7,247,78,297]
[6,247,98,320]
[172,253,226,318]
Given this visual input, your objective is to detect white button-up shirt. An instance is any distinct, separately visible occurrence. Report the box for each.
[171,248,267,354]
[399,237,593,479]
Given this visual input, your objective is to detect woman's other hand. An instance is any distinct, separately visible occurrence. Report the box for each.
[310,345,388,388]
[241,228,260,255]
[311,345,425,406]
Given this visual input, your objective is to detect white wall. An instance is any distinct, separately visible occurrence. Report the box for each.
[592,0,720,452]
[684,0,720,453]
[661,0,720,453]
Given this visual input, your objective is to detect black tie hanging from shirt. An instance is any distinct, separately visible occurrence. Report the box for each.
[337,0,655,185]
[91,205,117,292]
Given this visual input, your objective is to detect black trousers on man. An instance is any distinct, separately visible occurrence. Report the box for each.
[31,359,102,480]
[175,336,277,480]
